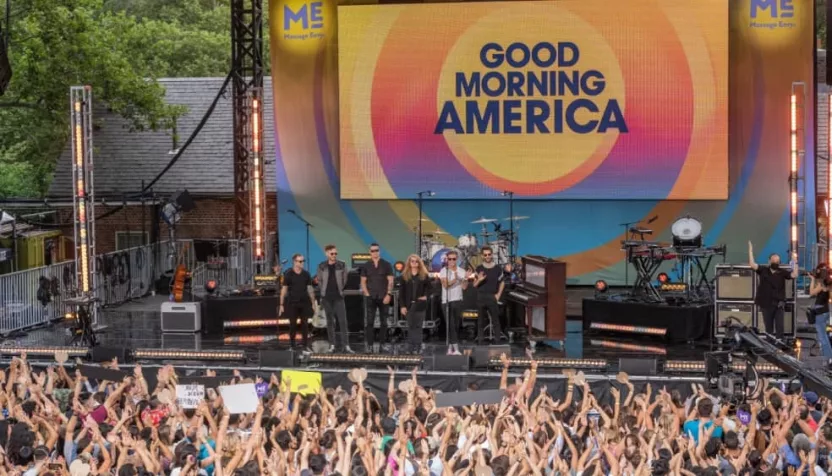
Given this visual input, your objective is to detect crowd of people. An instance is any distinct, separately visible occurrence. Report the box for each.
[0,353,830,476]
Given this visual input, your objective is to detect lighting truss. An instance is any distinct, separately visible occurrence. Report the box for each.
[664,359,785,376]
[70,86,97,319]
[0,346,90,357]
[133,349,246,361]
[488,357,607,370]
[308,353,423,365]
[789,82,806,262]
[589,322,667,336]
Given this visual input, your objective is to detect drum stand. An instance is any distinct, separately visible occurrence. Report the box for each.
[417,191,433,259]
[65,296,99,347]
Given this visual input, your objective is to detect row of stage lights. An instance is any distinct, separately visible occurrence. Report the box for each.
[0,345,790,376]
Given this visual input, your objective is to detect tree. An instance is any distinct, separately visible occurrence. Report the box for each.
[0,0,249,198]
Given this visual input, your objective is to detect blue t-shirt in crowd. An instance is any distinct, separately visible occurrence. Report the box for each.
[683,419,723,443]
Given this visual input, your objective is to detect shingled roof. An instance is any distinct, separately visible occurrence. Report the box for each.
[48,77,277,198]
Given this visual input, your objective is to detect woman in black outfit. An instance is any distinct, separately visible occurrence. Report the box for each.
[399,254,432,353]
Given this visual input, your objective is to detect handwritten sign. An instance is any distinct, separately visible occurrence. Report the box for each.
[219,383,259,414]
[176,384,205,409]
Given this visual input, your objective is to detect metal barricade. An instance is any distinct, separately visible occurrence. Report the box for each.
[0,261,75,335]
[95,244,156,308]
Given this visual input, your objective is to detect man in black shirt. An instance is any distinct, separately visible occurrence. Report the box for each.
[360,243,394,353]
[749,241,798,339]
[279,254,316,348]
[473,246,506,344]
[316,245,353,353]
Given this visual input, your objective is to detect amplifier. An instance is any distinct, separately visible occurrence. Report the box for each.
[162,333,202,350]
[715,265,755,301]
[715,302,755,336]
[756,303,796,337]
[161,302,201,333]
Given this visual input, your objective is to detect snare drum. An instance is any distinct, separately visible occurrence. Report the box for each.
[458,233,478,249]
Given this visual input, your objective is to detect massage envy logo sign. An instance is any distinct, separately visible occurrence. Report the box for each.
[283,1,325,40]
[749,0,796,29]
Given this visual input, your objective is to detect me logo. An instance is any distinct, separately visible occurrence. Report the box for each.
[749,0,796,29]
[284,2,323,31]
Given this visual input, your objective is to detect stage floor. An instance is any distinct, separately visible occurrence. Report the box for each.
[5,288,823,371]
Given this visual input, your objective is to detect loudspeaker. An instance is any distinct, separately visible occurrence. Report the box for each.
[91,346,129,363]
[260,350,297,367]
[162,333,202,350]
[715,266,755,300]
[172,190,195,212]
[425,354,469,372]
[618,358,657,375]
[716,302,756,333]
[471,345,510,368]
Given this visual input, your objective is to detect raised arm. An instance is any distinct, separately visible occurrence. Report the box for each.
[791,252,799,279]
[748,241,758,271]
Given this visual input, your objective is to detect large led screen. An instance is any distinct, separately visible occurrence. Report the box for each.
[338,0,728,199]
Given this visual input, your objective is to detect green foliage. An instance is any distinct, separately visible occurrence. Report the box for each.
[819,0,827,49]
[0,0,251,198]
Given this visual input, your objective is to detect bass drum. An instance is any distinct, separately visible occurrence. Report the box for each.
[671,216,703,247]
[458,233,478,249]
[420,239,445,262]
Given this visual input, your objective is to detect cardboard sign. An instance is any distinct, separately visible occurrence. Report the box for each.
[219,383,259,414]
[281,370,321,396]
[176,384,205,409]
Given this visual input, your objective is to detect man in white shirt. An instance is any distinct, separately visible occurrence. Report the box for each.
[440,250,468,355]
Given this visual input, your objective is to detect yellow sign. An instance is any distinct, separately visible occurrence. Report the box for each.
[281,370,321,395]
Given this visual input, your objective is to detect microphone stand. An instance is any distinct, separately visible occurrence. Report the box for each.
[289,211,313,270]
[417,191,428,260]
[619,220,640,287]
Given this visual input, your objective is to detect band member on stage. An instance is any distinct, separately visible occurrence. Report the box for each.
[440,250,468,355]
[473,246,505,344]
[749,241,798,339]
[808,264,831,363]
[316,245,353,353]
[400,254,431,353]
[279,254,316,349]
[360,243,394,353]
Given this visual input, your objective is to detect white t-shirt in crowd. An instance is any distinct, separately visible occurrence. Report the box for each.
[440,266,467,303]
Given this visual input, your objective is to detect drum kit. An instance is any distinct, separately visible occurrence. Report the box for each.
[417,216,529,271]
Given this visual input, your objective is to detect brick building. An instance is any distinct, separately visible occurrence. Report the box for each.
[47,78,278,255]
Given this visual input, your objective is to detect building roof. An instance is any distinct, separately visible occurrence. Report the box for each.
[48,77,277,198]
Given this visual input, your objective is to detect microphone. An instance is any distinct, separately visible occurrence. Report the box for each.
[647,215,658,224]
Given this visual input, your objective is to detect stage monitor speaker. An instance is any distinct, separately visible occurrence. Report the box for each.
[715,266,755,300]
[161,302,202,333]
[471,345,510,368]
[162,333,202,350]
[618,358,657,375]
[715,302,755,334]
[260,350,297,367]
[426,354,469,372]
[91,346,129,363]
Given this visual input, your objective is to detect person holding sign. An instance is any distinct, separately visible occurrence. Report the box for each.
[280,253,317,349]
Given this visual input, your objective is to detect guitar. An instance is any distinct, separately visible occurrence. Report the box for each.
[171,243,190,303]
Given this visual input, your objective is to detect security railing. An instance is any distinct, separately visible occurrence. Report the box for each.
[0,238,275,335]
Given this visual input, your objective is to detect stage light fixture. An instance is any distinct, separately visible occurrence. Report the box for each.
[589,322,667,336]
[729,360,784,376]
[70,87,96,298]
[594,280,607,292]
[488,357,607,370]
[394,261,405,273]
[205,279,218,295]
[657,272,669,284]
[789,90,801,255]
[589,339,667,355]
[224,319,311,328]
[133,349,245,361]
[0,346,90,357]
[664,360,705,373]
[249,90,267,267]
[308,353,423,365]
[659,283,687,292]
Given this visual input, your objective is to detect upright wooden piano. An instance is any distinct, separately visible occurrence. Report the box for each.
[505,256,567,342]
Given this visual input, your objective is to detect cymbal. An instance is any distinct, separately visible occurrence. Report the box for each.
[428,230,448,235]
[503,216,530,221]
[471,217,498,224]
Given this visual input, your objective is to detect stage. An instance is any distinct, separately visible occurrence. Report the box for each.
[582,297,711,342]
[4,288,822,378]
